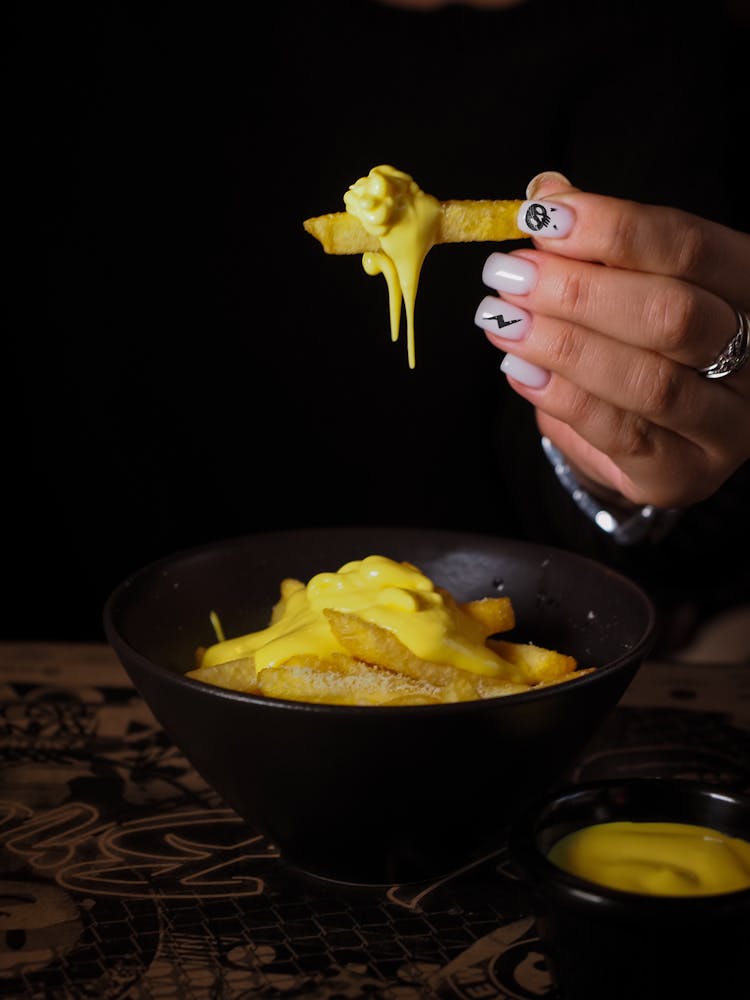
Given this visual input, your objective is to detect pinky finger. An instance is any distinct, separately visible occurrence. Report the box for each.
[506,372,703,507]
[535,412,631,498]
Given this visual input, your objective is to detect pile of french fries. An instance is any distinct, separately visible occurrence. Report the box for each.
[189,583,594,707]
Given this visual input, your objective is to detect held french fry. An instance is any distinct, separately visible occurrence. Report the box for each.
[303,199,526,255]
[303,165,527,368]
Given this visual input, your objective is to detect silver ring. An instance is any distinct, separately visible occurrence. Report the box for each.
[698,309,750,380]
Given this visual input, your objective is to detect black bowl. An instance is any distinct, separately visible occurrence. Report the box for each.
[509,777,750,1000]
[103,526,656,885]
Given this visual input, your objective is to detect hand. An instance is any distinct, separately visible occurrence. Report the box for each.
[474,172,750,509]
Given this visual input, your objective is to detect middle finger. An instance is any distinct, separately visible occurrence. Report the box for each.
[480,249,738,372]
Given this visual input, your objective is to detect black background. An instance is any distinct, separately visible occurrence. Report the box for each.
[6,0,750,640]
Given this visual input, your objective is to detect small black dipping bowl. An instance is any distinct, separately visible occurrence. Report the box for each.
[103,527,656,885]
[509,777,750,1000]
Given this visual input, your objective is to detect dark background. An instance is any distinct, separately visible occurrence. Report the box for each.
[6,0,750,641]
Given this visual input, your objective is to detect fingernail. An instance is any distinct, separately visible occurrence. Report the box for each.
[474,296,530,340]
[517,200,575,237]
[500,353,550,388]
[482,252,538,294]
[526,170,572,199]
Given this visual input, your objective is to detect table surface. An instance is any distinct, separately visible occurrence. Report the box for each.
[1,641,748,999]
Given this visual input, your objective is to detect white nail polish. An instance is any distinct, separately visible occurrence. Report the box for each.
[482,253,538,294]
[517,200,575,238]
[501,354,550,388]
[474,296,530,340]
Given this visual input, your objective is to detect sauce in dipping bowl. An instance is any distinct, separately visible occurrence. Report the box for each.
[508,777,750,1000]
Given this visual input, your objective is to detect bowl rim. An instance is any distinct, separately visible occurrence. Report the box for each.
[508,776,750,909]
[102,526,658,716]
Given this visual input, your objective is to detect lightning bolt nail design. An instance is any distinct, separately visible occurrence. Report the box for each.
[489,315,522,330]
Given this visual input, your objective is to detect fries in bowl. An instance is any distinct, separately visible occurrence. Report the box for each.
[187,554,594,706]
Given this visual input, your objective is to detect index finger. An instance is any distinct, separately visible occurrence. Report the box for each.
[517,187,750,312]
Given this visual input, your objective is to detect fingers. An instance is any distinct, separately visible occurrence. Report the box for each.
[481,248,738,373]
[516,181,750,314]
[477,300,746,450]
[476,283,750,503]
[530,374,744,508]
[534,412,705,511]
[475,172,750,508]
[535,413,631,498]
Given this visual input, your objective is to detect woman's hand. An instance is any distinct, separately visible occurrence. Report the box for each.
[474,172,750,509]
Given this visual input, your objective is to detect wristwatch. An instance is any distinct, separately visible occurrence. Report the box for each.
[541,437,682,546]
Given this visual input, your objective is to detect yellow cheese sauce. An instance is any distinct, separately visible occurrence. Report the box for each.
[199,554,507,677]
[343,165,441,370]
[548,821,750,897]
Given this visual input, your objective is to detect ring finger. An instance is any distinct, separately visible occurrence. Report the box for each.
[474,298,749,452]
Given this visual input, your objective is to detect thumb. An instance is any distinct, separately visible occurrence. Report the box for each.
[526,170,577,200]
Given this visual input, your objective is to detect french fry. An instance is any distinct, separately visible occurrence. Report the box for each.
[475,675,534,699]
[303,199,525,255]
[436,590,521,682]
[487,638,578,685]
[303,213,380,255]
[382,694,444,706]
[459,595,515,636]
[535,668,597,688]
[323,608,448,682]
[323,608,480,701]
[440,200,525,244]
[187,656,258,693]
[257,655,442,706]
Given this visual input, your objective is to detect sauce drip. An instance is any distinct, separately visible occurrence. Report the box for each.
[344,165,441,369]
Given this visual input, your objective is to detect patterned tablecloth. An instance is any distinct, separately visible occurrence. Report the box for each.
[1,642,748,999]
